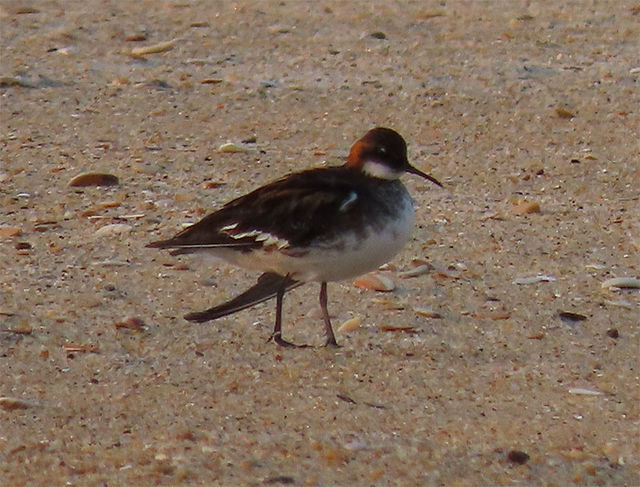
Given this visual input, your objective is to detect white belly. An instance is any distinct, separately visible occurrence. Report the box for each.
[220,200,415,282]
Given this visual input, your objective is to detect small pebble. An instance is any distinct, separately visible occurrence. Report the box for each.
[263,476,295,485]
[200,277,217,287]
[111,77,130,86]
[606,328,619,339]
[68,172,119,187]
[12,6,40,14]
[201,181,225,189]
[267,25,293,34]
[512,200,541,215]
[507,450,530,464]
[336,393,357,404]
[602,442,625,466]
[124,33,148,42]
[558,311,587,323]
[527,332,545,339]
[417,11,446,19]
[354,273,395,292]
[556,107,575,119]
[0,76,37,88]
[343,438,367,452]
[10,320,32,335]
[199,78,224,84]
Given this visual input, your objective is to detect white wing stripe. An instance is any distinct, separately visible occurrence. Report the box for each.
[230,229,290,249]
[221,223,239,231]
[339,191,358,212]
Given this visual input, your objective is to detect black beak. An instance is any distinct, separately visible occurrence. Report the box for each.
[406,163,443,188]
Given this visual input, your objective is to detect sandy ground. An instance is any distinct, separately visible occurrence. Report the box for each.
[1,1,639,485]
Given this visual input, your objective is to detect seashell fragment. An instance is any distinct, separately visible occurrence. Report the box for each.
[354,273,395,292]
[91,260,130,267]
[513,275,556,285]
[218,142,249,153]
[371,298,404,310]
[338,317,361,332]
[0,226,22,238]
[379,325,418,333]
[0,397,38,411]
[601,277,640,289]
[413,306,442,318]
[603,299,633,309]
[68,172,119,187]
[568,387,604,396]
[129,40,176,56]
[114,316,146,331]
[94,224,133,237]
[63,344,99,354]
[398,264,431,278]
[512,200,541,215]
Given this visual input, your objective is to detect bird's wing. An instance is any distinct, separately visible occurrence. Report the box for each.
[184,272,302,322]
[147,167,375,252]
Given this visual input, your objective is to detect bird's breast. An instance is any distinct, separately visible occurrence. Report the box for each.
[284,190,415,282]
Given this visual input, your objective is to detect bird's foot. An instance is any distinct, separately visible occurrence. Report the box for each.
[267,332,308,348]
[324,337,341,348]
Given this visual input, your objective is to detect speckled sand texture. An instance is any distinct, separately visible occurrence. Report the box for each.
[1,1,639,485]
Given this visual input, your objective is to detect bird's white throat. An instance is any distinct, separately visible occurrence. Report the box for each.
[361,160,402,180]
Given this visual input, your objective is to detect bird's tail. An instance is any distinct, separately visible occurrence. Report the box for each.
[184,272,302,323]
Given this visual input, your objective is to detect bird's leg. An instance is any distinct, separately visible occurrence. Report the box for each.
[319,282,339,347]
[267,282,304,347]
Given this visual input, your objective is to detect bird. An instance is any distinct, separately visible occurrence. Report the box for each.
[147,127,442,347]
